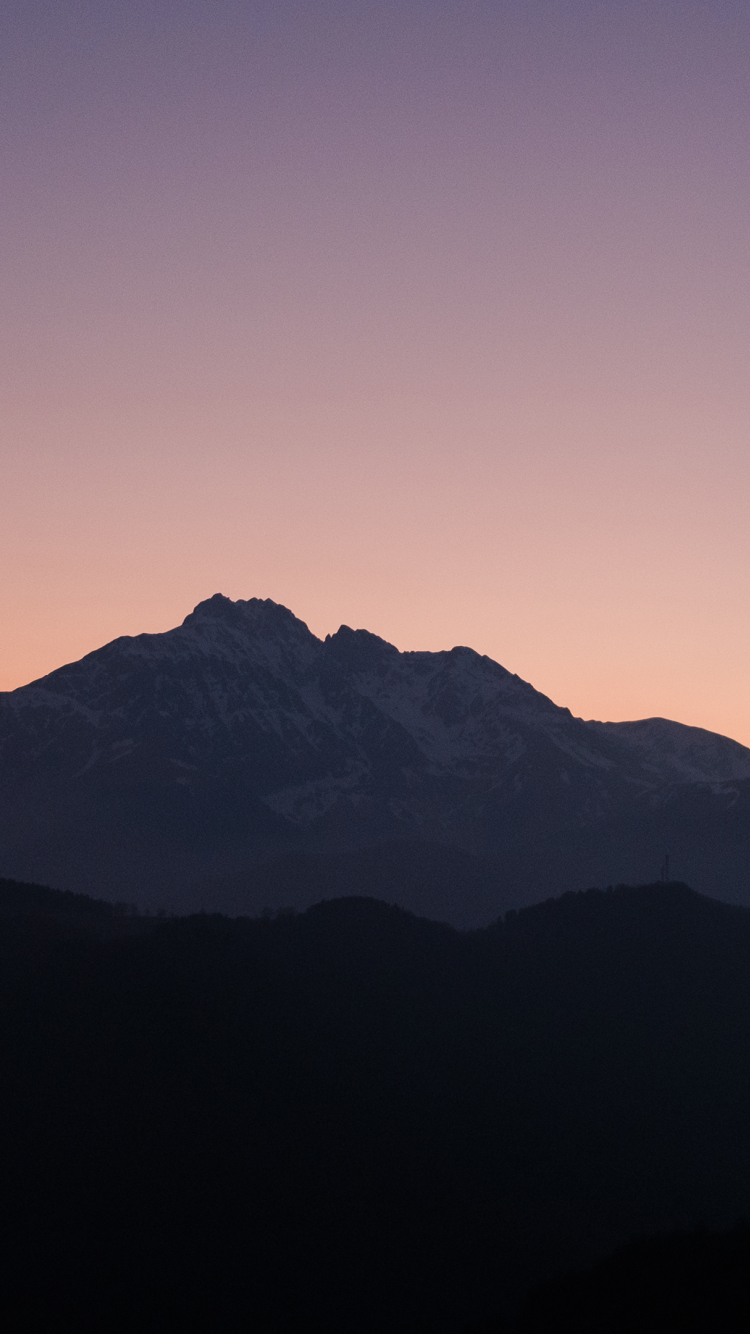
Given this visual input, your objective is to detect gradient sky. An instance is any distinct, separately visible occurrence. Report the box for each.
[2,0,749,743]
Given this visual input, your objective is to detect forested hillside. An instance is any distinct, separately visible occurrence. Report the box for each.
[1,878,750,1329]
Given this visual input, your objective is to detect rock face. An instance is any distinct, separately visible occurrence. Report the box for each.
[1,594,749,923]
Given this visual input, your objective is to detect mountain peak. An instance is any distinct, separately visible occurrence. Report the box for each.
[188,592,234,617]
[186,593,288,624]
[3,593,750,921]
[182,594,316,641]
[323,624,400,670]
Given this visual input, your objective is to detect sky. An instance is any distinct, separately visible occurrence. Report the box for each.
[2,0,749,743]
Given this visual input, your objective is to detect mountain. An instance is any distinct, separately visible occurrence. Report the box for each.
[1,594,749,922]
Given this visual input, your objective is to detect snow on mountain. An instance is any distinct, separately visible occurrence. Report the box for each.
[586,717,750,784]
[1,594,749,920]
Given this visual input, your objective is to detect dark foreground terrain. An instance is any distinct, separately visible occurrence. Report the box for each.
[515,1223,750,1332]
[1,877,750,1330]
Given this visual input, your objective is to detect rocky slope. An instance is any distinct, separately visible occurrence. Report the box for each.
[1,594,748,922]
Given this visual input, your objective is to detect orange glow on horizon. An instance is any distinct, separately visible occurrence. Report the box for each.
[2,1,749,747]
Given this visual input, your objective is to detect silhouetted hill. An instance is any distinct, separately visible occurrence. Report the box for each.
[2,594,749,919]
[0,876,134,918]
[515,1224,750,1332]
[2,880,750,1329]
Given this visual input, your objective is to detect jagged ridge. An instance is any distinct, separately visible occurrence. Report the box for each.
[1,594,749,920]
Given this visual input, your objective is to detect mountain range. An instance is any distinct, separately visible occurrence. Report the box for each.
[1,594,748,923]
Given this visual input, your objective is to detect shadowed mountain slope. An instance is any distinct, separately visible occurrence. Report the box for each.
[1,595,749,921]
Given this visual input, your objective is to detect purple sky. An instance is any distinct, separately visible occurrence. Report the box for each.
[2,1,749,742]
